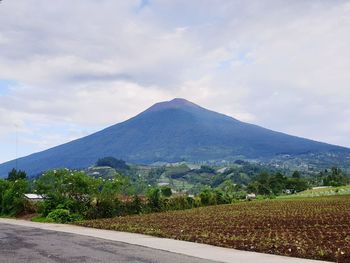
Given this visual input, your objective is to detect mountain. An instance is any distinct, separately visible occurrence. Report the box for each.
[0,98,349,177]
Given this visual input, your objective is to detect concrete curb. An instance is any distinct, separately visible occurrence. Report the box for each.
[0,218,329,263]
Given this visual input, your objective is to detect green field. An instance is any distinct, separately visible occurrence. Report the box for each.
[279,185,350,199]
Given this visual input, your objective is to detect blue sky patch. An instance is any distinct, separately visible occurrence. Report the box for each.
[0,79,18,95]
[135,0,150,13]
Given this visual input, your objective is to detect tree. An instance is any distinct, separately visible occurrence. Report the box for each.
[199,189,215,205]
[220,180,245,200]
[146,187,162,211]
[98,176,123,200]
[161,186,172,197]
[254,172,273,195]
[247,172,290,196]
[270,172,287,195]
[292,171,301,179]
[35,169,98,216]
[91,175,124,218]
[96,157,129,171]
[246,181,259,194]
[0,179,10,214]
[323,167,347,187]
[128,195,143,214]
[7,168,27,181]
[222,180,235,194]
[286,177,308,193]
[213,189,230,204]
[0,178,28,215]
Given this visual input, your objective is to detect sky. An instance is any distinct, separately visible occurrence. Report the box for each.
[0,0,350,163]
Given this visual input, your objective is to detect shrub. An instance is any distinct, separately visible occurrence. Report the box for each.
[161,186,172,197]
[126,195,143,214]
[199,189,216,206]
[88,199,124,219]
[146,187,163,212]
[69,213,84,222]
[37,198,57,216]
[0,178,28,216]
[213,189,230,204]
[165,196,194,211]
[35,169,98,217]
[23,200,39,214]
[47,209,72,223]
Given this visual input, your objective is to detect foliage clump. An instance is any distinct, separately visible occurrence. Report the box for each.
[96,157,129,171]
[0,169,28,216]
[47,209,72,223]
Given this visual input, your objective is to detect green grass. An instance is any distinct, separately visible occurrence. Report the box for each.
[278,185,350,199]
[31,216,54,223]
[0,215,15,219]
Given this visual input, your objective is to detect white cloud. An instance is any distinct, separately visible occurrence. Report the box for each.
[0,0,350,162]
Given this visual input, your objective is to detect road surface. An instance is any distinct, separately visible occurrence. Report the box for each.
[0,223,216,263]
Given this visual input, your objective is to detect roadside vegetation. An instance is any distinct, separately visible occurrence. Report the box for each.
[0,169,32,216]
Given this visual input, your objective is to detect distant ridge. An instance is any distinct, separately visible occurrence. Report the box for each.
[0,98,349,177]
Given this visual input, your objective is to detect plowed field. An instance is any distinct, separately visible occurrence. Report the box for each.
[77,195,350,262]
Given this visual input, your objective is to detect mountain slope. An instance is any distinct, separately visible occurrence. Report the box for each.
[0,98,349,177]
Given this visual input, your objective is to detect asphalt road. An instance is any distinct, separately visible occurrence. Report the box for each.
[0,223,217,263]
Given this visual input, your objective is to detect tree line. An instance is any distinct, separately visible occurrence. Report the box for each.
[0,165,349,222]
